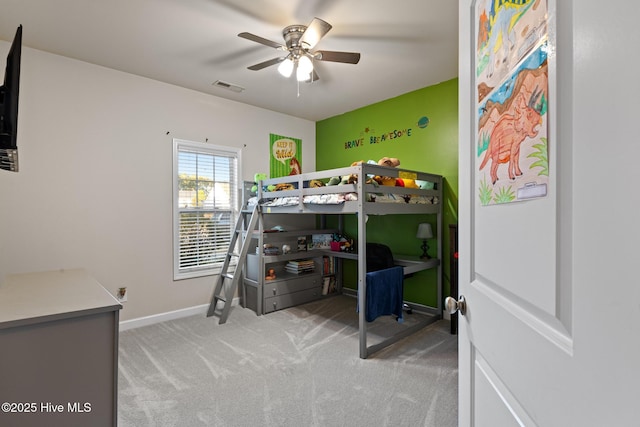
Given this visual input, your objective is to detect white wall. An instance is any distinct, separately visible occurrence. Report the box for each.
[0,45,315,321]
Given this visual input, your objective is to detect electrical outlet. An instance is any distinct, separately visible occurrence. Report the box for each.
[117,287,127,302]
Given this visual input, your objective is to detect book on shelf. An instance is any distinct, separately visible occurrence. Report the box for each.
[262,244,280,255]
[297,236,308,251]
[287,259,314,266]
[328,276,336,294]
[285,259,315,274]
[322,256,335,275]
[322,276,337,295]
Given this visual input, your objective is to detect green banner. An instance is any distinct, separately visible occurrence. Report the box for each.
[269,133,302,178]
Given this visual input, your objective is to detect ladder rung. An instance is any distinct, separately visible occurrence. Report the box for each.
[215,295,227,303]
[222,273,234,280]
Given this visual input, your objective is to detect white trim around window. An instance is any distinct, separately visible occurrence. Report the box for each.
[172,138,241,281]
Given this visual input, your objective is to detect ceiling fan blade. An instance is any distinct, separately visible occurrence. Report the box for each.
[238,32,286,50]
[300,17,332,49]
[247,57,285,71]
[315,50,361,64]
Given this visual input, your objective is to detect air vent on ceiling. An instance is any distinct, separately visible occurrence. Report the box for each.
[212,80,245,93]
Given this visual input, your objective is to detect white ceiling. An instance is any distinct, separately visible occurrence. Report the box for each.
[0,0,459,122]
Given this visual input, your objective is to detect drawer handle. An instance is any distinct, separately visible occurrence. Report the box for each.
[273,288,277,296]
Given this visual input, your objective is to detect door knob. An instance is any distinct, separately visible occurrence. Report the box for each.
[445,295,466,316]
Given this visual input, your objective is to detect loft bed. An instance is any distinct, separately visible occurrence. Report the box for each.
[250,163,443,359]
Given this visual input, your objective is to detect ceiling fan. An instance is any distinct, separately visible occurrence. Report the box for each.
[238,17,361,82]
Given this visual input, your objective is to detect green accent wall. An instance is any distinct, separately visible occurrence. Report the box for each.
[315,78,459,307]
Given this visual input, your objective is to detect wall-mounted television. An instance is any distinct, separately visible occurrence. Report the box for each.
[0,25,22,172]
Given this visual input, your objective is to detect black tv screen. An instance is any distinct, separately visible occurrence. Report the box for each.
[0,25,22,172]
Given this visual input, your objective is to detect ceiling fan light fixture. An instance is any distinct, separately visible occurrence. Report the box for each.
[277,57,294,78]
[296,67,311,82]
[297,55,313,74]
[239,17,359,85]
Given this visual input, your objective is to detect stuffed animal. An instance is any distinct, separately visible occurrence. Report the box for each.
[415,180,434,190]
[375,176,397,186]
[327,176,341,186]
[263,182,296,192]
[265,268,276,280]
[395,178,419,188]
[344,159,381,184]
[274,183,295,191]
[326,157,402,185]
[345,160,366,184]
[373,157,401,185]
[378,157,400,168]
[326,161,362,185]
[251,172,268,193]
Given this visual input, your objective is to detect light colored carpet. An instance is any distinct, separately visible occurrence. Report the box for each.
[118,295,458,426]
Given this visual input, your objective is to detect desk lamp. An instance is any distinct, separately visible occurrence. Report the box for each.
[416,223,433,259]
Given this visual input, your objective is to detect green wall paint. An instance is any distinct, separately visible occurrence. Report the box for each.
[316,78,459,306]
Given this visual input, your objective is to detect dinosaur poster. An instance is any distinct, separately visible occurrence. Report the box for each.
[269,133,302,178]
[475,0,549,205]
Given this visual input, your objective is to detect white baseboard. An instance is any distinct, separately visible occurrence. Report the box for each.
[119,298,240,331]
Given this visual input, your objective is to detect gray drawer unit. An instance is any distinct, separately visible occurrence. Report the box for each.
[263,274,321,297]
[243,237,338,315]
[244,275,322,314]
[264,287,323,313]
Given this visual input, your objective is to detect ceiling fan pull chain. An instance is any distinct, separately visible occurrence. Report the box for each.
[311,56,315,85]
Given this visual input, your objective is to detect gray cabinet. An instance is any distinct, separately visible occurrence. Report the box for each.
[0,269,122,427]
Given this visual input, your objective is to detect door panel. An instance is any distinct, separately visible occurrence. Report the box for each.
[474,351,532,427]
[476,198,557,315]
[466,282,573,424]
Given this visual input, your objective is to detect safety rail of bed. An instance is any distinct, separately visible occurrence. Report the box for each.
[254,164,442,214]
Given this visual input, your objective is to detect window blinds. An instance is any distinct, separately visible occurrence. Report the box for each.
[173,139,239,279]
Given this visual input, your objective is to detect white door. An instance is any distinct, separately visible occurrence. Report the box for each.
[457,1,640,425]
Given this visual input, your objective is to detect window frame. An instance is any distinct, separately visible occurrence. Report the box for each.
[172,138,241,281]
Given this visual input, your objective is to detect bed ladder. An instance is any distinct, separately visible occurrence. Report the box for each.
[206,204,259,324]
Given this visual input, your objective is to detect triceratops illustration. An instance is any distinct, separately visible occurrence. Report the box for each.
[479,87,543,185]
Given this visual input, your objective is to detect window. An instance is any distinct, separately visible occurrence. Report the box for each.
[173,139,240,280]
